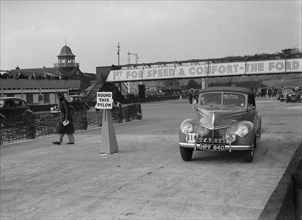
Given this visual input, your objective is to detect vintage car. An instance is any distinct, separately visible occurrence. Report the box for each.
[282,87,301,103]
[0,97,34,125]
[66,95,90,111]
[50,95,89,113]
[279,86,301,103]
[179,87,261,162]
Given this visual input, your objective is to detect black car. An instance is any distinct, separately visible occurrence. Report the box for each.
[279,87,301,103]
[179,86,261,162]
[0,97,34,125]
[50,95,89,113]
[66,95,90,111]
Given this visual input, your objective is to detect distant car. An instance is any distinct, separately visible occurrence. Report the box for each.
[67,95,90,111]
[178,87,261,162]
[283,87,301,103]
[50,95,89,113]
[0,97,34,125]
[279,86,301,103]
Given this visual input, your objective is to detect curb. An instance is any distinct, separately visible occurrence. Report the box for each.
[259,141,302,220]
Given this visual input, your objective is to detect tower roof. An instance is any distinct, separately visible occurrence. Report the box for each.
[58,45,75,58]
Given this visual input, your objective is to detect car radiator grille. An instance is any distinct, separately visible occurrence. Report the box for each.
[196,128,227,144]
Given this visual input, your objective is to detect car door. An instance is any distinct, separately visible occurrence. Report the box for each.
[13,99,25,118]
[3,99,16,119]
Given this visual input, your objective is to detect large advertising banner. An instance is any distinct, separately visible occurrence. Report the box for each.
[106,58,302,82]
[246,58,301,74]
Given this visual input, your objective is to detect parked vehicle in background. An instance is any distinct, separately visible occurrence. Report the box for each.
[50,95,89,113]
[178,86,261,162]
[66,95,90,111]
[0,97,34,125]
[279,86,301,103]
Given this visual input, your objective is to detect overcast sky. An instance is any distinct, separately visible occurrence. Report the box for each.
[1,0,301,73]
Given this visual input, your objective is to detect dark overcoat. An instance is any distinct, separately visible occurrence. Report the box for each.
[58,98,74,134]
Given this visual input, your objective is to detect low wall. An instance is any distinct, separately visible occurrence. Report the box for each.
[259,142,302,220]
[0,103,142,145]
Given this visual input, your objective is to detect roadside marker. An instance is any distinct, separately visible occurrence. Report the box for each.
[100,109,119,154]
[96,91,118,154]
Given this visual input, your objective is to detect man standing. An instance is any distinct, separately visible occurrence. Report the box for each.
[52,93,75,145]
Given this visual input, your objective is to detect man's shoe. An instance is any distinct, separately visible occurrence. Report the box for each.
[67,142,74,144]
[52,141,61,145]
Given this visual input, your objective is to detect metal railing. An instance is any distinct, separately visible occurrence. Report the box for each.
[0,104,142,145]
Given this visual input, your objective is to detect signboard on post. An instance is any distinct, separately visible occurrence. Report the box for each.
[95,91,119,154]
[95,92,113,109]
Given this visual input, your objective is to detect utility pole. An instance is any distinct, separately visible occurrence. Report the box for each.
[127,51,139,65]
[117,42,120,66]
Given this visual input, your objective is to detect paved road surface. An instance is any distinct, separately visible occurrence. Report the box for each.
[1,98,301,219]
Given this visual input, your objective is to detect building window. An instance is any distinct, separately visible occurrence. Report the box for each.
[44,93,50,103]
[26,93,33,104]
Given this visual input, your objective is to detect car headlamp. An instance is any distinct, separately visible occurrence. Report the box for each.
[180,121,193,134]
[226,122,250,142]
[236,124,249,137]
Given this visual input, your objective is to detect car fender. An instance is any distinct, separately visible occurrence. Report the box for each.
[179,118,198,142]
[0,113,8,126]
[253,112,261,140]
[232,121,256,146]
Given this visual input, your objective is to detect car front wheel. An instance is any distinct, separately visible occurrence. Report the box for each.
[245,140,256,162]
[180,146,193,161]
[245,148,254,162]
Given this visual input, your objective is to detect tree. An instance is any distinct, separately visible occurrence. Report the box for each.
[187,79,200,89]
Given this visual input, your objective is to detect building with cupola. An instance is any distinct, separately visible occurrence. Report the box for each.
[0,45,96,106]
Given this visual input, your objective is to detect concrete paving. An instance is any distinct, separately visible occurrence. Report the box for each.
[1,98,301,219]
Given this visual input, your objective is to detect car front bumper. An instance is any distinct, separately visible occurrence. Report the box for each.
[179,142,252,151]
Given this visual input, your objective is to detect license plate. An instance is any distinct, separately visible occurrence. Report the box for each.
[198,143,225,151]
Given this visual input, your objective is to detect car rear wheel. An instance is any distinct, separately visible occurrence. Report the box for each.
[180,146,193,161]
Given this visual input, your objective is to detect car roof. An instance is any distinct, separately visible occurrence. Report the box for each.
[200,86,254,94]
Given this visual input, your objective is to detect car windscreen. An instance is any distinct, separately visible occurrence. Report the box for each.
[223,93,246,107]
[199,92,246,107]
[199,93,222,106]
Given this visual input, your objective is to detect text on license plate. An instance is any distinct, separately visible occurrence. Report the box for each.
[187,133,225,151]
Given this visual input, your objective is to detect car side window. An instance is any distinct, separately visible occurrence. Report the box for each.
[14,99,26,107]
[5,100,14,108]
